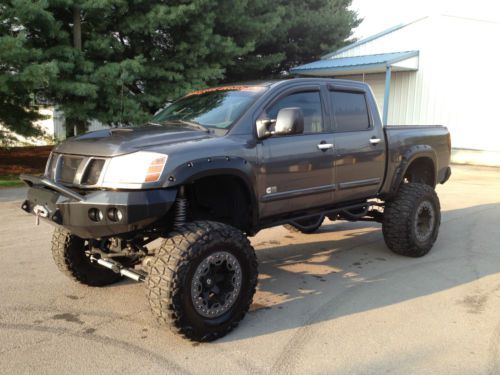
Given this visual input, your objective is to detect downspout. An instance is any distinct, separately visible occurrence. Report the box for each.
[382,64,392,126]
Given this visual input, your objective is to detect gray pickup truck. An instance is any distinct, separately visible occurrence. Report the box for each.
[21,78,451,341]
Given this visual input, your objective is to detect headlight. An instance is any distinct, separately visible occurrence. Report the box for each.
[102,151,168,186]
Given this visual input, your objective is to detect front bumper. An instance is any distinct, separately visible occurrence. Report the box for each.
[20,174,177,239]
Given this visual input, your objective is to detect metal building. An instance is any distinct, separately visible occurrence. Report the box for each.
[291,15,500,166]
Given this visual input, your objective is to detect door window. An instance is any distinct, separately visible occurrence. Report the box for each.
[330,91,370,132]
[265,91,324,133]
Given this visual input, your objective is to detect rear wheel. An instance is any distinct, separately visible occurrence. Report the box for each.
[51,228,122,286]
[145,221,258,342]
[284,215,325,234]
[382,183,441,257]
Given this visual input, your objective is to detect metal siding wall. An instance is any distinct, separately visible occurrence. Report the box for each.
[333,17,433,59]
[332,15,500,151]
[434,16,500,151]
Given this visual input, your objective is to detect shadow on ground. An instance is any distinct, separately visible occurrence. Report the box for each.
[216,202,500,342]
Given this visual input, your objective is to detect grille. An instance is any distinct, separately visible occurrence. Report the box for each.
[45,153,58,179]
[59,155,84,184]
[45,154,106,186]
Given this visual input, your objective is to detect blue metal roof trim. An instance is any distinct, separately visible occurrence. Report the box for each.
[290,51,419,73]
[322,16,428,59]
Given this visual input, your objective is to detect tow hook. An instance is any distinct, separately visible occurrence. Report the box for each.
[89,255,146,282]
[33,205,49,226]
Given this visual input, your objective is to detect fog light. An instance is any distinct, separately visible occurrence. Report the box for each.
[107,207,123,222]
[88,208,103,222]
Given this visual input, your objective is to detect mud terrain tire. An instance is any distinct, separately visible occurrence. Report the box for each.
[383,183,441,257]
[51,228,122,286]
[146,221,258,342]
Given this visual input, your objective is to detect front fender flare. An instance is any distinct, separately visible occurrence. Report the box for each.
[162,156,259,225]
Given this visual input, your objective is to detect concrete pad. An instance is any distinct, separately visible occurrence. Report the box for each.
[0,165,499,374]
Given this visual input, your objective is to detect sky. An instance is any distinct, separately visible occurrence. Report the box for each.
[350,0,500,39]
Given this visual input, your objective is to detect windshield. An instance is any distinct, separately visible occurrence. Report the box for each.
[152,85,267,129]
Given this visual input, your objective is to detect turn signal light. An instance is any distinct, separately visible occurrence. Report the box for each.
[145,156,168,182]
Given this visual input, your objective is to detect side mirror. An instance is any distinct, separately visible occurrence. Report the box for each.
[275,107,304,136]
[256,107,304,139]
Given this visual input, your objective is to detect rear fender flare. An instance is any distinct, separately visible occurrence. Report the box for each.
[390,145,437,194]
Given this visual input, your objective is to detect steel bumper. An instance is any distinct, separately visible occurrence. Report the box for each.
[20,174,177,239]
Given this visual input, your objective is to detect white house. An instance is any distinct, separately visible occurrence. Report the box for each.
[291,15,500,166]
[0,107,106,146]
[0,107,56,146]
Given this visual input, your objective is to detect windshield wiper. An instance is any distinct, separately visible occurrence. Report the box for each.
[177,120,209,132]
[159,119,209,132]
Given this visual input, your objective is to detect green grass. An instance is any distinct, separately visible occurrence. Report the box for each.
[0,175,25,188]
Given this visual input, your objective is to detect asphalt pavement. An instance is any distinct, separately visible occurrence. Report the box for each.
[0,165,499,374]
[0,186,27,202]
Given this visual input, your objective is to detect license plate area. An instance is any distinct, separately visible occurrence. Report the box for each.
[33,204,49,225]
[25,186,62,225]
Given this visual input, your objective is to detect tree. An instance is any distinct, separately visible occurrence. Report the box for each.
[0,0,359,137]
[213,0,286,82]
[0,1,58,139]
[0,0,254,136]
[225,0,360,81]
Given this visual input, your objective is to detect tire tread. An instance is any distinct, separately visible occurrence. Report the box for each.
[51,228,122,286]
[382,183,441,257]
[145,221,258,342]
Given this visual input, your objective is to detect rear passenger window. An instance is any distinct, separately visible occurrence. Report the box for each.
[266,91,323,133]
[331,91,370,132]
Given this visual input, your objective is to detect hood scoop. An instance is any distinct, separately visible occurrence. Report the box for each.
[109,128,134,134]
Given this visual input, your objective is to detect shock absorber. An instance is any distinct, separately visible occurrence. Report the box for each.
[174,185,188,229]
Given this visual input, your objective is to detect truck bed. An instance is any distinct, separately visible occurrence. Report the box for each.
[381,125,451,193]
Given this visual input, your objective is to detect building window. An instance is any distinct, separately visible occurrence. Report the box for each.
[331,91,370,132]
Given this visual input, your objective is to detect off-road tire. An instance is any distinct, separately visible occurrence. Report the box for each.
[145,221,258,342]
[284,215,325,234]
[51,228,122,286]
[383,183,441,257]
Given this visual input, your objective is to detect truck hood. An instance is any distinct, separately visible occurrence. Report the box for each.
[54,125,214,157]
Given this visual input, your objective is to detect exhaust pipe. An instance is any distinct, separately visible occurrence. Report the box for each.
[90,255,145,282]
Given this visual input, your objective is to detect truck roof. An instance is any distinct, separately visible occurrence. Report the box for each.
[213,77,371,90]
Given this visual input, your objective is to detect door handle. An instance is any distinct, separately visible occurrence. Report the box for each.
[317,143,334,151]
[369,137,381,145]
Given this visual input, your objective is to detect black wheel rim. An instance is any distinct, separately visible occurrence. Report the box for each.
[190,251,242,318]
[414,200,435,242]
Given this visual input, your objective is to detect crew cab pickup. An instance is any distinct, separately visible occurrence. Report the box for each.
[21,78,451,341]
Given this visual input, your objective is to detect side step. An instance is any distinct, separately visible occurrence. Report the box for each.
[90,255,146,282]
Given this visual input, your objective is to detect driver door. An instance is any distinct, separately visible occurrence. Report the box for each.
[257,86,335,218]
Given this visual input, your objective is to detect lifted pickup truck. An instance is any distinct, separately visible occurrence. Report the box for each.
[21,78,451,341]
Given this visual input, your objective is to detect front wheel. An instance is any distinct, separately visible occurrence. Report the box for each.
[145,221,258,342]
[51,228,123,286]
[382,183,441,257]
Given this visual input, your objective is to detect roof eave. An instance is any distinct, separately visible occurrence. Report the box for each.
[322,16,428,59]
[290,51,420,76]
